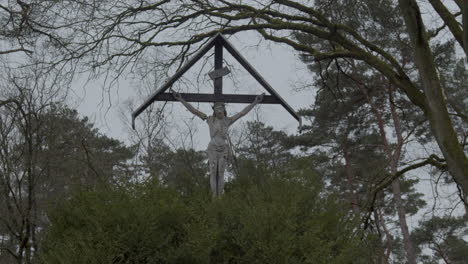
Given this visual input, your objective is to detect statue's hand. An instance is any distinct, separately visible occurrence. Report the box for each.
[172,90,182,100]
[255,93,265,103]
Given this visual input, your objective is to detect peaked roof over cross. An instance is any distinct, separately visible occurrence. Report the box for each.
[132,33,301,128]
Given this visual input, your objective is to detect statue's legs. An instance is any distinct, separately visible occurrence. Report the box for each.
[208,151,227,197]
[217,157,226,195]
[208,150,219,197]
[209,159,218,197]
[209,160,225,197]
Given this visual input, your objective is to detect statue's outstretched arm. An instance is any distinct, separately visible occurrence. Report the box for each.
[229,93,264,125]
[172,90,208,120]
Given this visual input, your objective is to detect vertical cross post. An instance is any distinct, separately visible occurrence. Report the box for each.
[214,40,223,100]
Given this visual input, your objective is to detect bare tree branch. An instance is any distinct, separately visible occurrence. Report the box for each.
[428,0,466,57]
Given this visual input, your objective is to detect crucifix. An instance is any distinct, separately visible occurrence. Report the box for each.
[132,33,301,197]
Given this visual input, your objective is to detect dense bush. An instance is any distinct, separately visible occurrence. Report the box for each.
[41,174,373,263]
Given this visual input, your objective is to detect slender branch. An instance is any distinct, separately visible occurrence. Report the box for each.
[81,138,100,178]
[363,155,447,229]
[462,0,468,58]
[0,48,32,55]
[428,0,466,57]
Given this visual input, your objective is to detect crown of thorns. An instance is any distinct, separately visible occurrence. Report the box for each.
[212,102,226,110]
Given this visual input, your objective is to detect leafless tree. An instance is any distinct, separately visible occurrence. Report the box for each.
[0,62,67,263]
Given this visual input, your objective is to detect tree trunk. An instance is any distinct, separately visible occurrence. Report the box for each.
[377,208,392,264]
[342,125,359,213]
[388,84,418,264]
[343,147,359,213]
[398,0,468,198]
[463,1,468,57]
[391,179,417,264]
[358,80,417,264]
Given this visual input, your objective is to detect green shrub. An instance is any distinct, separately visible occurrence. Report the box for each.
[41,176,372,263]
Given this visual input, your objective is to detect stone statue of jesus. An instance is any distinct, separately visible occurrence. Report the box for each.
[172,90,264,197]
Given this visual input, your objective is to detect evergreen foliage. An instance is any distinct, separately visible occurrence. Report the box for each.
[41,173,372,264]
[412,216,468,264]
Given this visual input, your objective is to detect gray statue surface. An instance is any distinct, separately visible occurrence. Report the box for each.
[172,90,264,197]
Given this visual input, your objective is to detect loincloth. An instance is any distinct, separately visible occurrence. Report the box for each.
[207,141,230,162]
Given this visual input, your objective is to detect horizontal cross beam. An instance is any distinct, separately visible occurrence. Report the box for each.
[155,93,281,104]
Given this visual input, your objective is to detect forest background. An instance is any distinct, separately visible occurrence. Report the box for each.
[0,0,467,263]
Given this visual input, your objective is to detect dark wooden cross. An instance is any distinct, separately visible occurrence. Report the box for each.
[132,33,301,128]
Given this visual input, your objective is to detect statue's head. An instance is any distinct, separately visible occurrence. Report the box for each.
[213,102,227,118]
